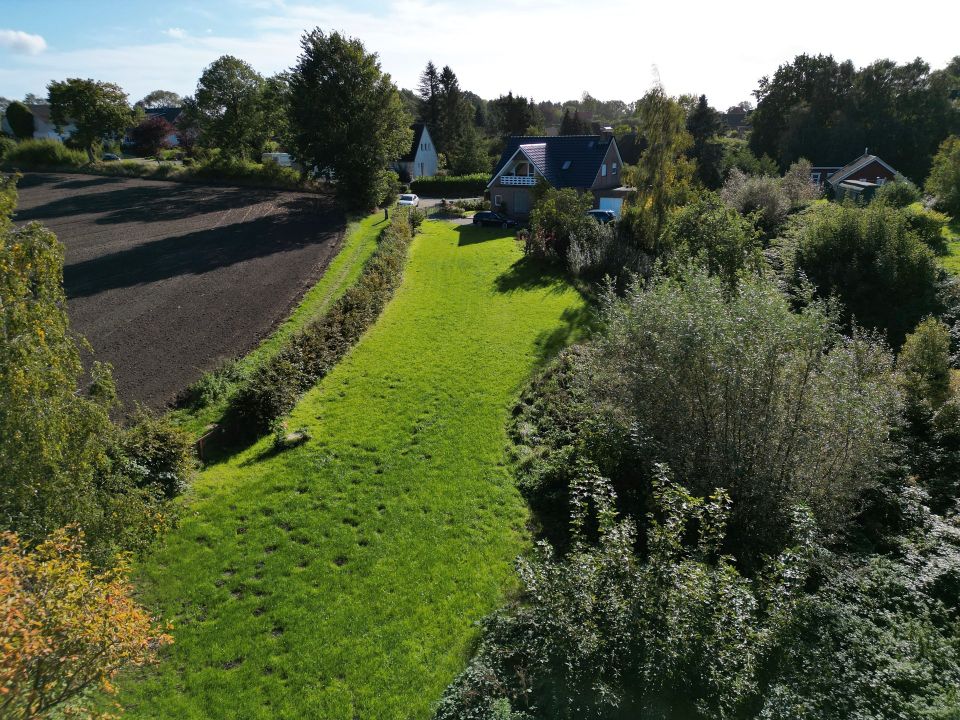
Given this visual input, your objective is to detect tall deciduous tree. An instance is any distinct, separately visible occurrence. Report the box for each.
[135,89,183,109]
[131,115,174,156]
[629,85,694,246]
[47,78,136,161]
[186,56,265,158]
[289,29,411,208]
[926,135,960,217]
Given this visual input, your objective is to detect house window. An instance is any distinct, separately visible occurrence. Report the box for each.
[601,163,607,177]
[494,194,502,207]
[612,162,618,175]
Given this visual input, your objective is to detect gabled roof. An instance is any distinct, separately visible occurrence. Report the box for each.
[146,107,183,125]
[399,123,429,162]
[489,134,618,189]
[827,153,898,186]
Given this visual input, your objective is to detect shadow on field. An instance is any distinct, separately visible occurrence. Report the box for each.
[16,183,287,224]
[455,224,512,247]
[55,177,125,190]
[494,255,570,294]
[531,304,593,365]
[63,211,338,298]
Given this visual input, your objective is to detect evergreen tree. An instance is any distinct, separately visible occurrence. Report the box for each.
[417,61,441,143]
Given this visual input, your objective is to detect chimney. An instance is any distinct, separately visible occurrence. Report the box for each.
[601,126,614,142]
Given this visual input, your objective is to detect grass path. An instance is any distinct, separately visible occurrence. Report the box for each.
[122,220,587,719]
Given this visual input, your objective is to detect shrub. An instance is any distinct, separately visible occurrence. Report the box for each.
[873,175,922,208]
[4,139,86,168]
[0,137,16,162]
[225,210,415,436]
[452,197,490,212]
[434,471,815,720]
[410,173,488,197]
[120,411,196,499]
[179,359,244,409]
[527,186,594,258]
[720,168,789,235]
[192,155,301,188]
[0,527,173,720]
[903,202,949,254]
[926,134,960,218]
[514,268,899,563]
[781,158,821,208]
[660,191,762,288]
[4,101,34,140]
[777,201,942,346]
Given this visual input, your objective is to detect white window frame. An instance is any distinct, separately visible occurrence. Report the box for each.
[494,194,502,207]
[601,163,607,177]
[612,162,618,175]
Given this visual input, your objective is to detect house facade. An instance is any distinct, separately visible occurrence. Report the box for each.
[826,151,898,190]
[487,132,629,220]
[394,123,438,180]
[1,103,76,141]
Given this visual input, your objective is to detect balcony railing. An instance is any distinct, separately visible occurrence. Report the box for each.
[500,175,537,186]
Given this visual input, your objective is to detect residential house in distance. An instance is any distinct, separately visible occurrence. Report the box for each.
[487,129,629,220]
[394,123,438,180]
[144,106,183,147]
[810,150,900,201]
[1,103,76,141]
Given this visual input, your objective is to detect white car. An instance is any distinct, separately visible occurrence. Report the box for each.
[398,193,420,207]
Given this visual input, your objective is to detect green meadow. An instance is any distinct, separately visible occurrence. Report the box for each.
[122,220,587,719]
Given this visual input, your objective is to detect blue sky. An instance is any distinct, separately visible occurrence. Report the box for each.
[1,0,957,109]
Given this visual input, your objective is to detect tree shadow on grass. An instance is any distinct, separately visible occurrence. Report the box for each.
[454,223,514,247]
[494,254,571,294]
[531,304,595,367]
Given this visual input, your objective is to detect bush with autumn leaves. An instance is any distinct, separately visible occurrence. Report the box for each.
[0,527,172,719]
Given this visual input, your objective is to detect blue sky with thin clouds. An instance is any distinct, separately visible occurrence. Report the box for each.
[1,0,957,109]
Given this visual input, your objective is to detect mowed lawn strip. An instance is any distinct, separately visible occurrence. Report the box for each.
[122,220,587,719]
[170,211,385,437]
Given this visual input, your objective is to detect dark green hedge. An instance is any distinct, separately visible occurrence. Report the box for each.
[224,210,415,437]
[410,173,488,198]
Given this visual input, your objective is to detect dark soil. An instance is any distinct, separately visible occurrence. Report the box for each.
[15,172,345,412]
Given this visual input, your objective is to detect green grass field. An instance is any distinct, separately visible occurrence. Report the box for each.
[169,212,384,438]
[120,220,587,719]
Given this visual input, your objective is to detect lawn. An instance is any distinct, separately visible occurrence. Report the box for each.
[120,220,588,719]
[169,211,384,438]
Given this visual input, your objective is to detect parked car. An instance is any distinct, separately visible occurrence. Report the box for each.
[587,209,617,224]
[398,193,420,207]
[472,211,520,228]
[101,153,120,162]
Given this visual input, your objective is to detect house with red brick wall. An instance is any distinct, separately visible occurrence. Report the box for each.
[487,130,630,220]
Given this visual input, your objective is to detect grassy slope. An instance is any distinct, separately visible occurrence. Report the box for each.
[169,212,384,437]
[122,221,587,719]
[938,217,960,274]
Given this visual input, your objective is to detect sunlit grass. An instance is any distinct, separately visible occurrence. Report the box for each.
[120,220,588,719]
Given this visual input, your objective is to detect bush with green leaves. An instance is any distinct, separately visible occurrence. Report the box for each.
[526,186,594,259]
[659,191,763,288]
[720,168,789,236]
[4,138,86,168]
[776,201,942,346]
[226,209,415,436]
[0,137,16,162]
[926,134,960,218]
[434,468,815,720]
[179,359,245,409]
[0,176,175,561]
[903,202,949,254]
[5,101,35,140]
[873,175,922,208]
[120,411,197,499]
[513,268,899,562]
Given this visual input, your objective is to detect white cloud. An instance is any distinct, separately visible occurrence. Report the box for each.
[164,27,188,39]
[0,29,47,56]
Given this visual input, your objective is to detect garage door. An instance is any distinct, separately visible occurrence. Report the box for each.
[599,197,623,216]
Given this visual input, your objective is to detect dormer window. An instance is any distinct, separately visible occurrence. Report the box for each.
[562,160,571,170]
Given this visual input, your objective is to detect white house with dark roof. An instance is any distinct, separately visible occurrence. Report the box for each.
[394,123,438,180]
[1,103,76,141]
[487,130,629,219]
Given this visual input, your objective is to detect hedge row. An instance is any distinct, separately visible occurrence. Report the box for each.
[410,173,488,198]
[224,210,416,437]
[3,139,87,168]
